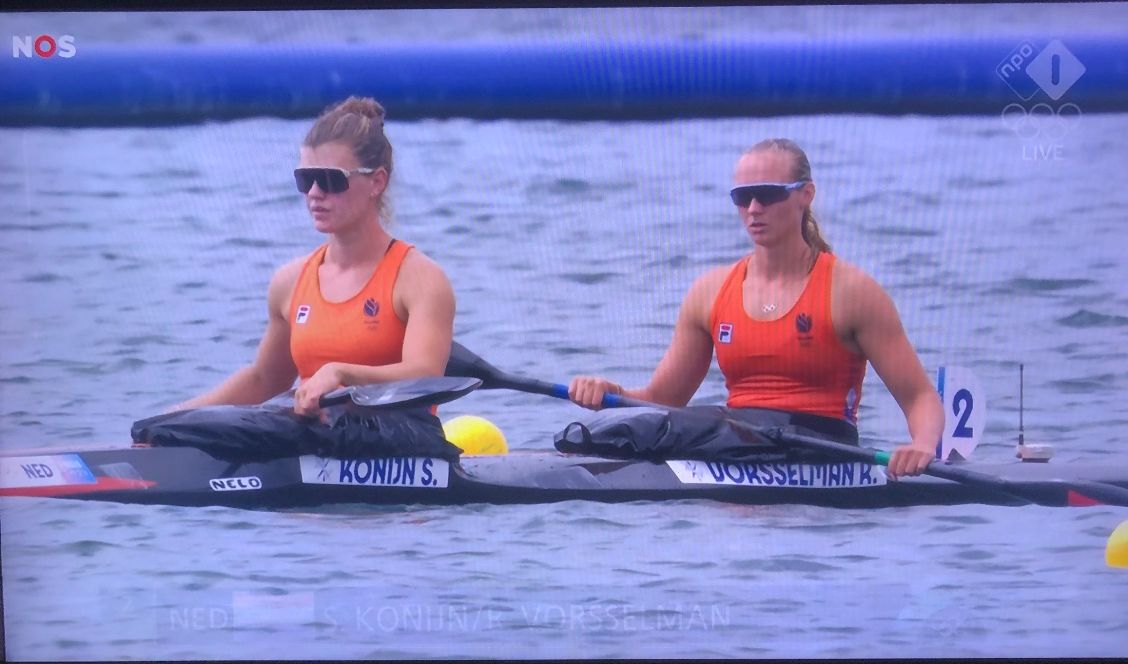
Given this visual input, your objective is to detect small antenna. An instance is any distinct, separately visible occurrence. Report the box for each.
[1018,363,1025,446]
[1015,363,1053,462]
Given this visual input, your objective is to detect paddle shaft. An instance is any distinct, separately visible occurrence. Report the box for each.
[445,341,648,405]
[761,428,1128,508]
[445,342,1128,507]
[481,369,651,409]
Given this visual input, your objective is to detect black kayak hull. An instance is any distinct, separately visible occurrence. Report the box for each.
[3,446,1126,509]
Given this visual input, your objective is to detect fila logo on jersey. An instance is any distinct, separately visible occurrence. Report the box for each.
[295,305,311,324]
[717,322,734,344]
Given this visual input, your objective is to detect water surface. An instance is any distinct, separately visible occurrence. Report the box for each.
[2,5,1128,661]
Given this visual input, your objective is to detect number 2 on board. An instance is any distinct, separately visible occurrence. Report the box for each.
[951,388,973,439]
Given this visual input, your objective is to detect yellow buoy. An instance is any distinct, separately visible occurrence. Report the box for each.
[1107,520,1128,568]
[443,415,508,456]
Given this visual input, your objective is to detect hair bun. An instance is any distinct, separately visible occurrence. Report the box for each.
[334,96,386,126]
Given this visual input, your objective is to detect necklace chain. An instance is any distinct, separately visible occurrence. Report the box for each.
[753,250,817,316]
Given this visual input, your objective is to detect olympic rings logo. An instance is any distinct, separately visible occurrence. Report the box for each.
[1000,103,1082,141]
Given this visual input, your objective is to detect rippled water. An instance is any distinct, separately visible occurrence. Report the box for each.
[3,112,1126,660]
[3,6,1128,661]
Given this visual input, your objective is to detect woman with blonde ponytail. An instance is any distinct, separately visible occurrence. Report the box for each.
[569,139,943,480]
[173,97,455,417]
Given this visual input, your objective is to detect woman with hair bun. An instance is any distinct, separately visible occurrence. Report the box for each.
[175,97,455,417]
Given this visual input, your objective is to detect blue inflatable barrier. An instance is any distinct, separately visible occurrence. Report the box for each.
[2,36,1125,125]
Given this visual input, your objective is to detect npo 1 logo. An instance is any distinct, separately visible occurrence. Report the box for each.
[996,39,1085,101]
[12,34,77,59]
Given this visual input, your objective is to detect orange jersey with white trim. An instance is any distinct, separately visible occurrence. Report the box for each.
[289,240,412,382]
[708,252,867,423]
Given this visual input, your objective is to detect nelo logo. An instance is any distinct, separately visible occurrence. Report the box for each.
[12,35,77,59]
[208,476,263,492]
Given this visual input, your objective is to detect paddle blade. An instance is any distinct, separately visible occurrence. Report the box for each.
[446,342,566,398]
[1064,481,1128,508]
[446,342,505,387]
[1107,521,1128,568]
[320,376,482,409]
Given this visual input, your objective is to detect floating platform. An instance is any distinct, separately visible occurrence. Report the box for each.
[2,36,1126,125]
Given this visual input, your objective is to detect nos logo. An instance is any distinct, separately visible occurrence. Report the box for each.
[12,35,77,59]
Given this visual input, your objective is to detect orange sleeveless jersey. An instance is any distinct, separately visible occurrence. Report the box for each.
[708,252,867,423]
[289,240,413,382]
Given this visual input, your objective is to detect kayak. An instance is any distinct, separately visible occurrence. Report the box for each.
[2,445,1125,510]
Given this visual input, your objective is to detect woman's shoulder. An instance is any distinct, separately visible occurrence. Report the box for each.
[394,244,454,307]
[704,254,749,282]
[828,254,880,293]
[696,262,736,290]
[265,252,315,315]
[693,256,746,293]
[828,254,897,326]
[398,243,448,279]
[682,258,745,319]
[273,252,313,287]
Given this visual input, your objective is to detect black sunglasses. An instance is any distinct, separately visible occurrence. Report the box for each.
[294,167,376,194]
[729,181,808,208]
